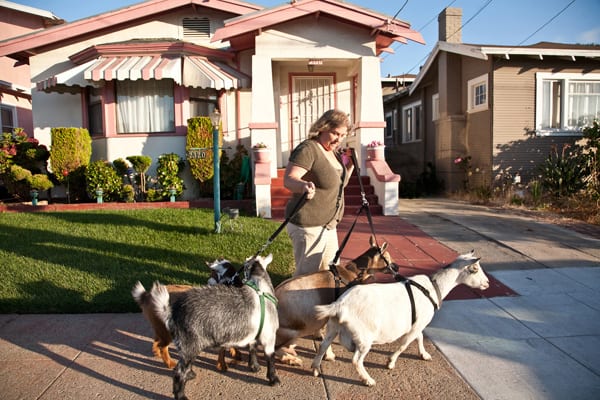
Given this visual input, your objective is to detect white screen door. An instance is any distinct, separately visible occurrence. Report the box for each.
[290,76,335,151]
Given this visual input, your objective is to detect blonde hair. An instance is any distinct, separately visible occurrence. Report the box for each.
[309,109,352,138]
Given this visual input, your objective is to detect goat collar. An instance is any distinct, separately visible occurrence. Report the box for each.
[431,278,443,309]
[244,280,278,339]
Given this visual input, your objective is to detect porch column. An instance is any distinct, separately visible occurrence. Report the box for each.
[354,56,399,216]
[250,54,277,218]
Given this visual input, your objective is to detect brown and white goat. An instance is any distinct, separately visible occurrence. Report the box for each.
[274,236,397,365]
[311,250,489,386]
[131,259,241,370]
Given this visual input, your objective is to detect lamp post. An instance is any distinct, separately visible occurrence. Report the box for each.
[210,109,222,234]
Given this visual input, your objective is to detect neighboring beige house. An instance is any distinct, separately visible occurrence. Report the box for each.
[0,0,423,216]
[385,7,600,193]
[0,0,63,136]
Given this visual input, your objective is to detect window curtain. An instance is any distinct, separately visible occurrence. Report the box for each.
[116,79,174,133]
[568,81,600,128]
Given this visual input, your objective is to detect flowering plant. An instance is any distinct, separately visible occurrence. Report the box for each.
[253,142,268,149]
[367,140,384,147]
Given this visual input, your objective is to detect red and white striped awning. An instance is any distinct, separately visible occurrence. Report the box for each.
[36,55,250,91]
[183,56,250,90]
[84,55,182,83]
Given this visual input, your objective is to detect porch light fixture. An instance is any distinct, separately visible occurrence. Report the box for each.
[210,109,222,233]
[307,58,323,72]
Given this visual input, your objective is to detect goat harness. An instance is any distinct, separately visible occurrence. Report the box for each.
[244,280,278,339]
[403,278,443,325]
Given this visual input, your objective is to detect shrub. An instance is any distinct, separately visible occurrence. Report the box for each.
[49,127,91,183]
[187,117,220,183]
[153,153,185,200]
[126,155,152,194]
[28,173,54,191]
[539,143,586,197]
[85,160,122,202]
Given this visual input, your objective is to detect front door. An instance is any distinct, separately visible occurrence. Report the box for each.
[288,75,335,162]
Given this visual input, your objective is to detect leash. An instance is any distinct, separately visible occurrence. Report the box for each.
[253,192,308,258]
[244,280,278,338]
[329,148,380,268]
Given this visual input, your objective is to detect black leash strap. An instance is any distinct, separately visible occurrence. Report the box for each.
[253,191,308,258]
[349,148,378,244]
[405,279,440,325]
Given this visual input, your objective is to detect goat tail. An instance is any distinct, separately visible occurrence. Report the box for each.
[149,281,171,326]
[314,303,339,321]
[131,281,147,307]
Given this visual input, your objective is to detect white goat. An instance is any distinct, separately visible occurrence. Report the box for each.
[311,250,489,387]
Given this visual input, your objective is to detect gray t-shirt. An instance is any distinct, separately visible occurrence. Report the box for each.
[285,138,348,229]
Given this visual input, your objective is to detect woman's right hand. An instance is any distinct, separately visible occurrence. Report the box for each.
[304,181,316,200]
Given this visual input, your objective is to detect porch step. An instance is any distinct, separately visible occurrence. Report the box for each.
[271,169,382,220]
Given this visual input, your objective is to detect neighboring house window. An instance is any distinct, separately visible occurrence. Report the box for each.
[384,110,396,139]
[432,93,439,121]
[87,87,103,136]
[116,79,174,134]
[183,17,210,40]
[0,104,16,133]
[467,74,488,113]
[536,72,600,135]
[402,101,422,143]
[189,87,218,117]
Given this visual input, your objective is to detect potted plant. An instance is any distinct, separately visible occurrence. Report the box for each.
[252,142,270,163]
[366,140,385,161]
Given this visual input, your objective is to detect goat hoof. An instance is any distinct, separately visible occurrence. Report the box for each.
[387,361,395,369]
[249,363,260,373]
[364,378,376,387]
[312,368,321,377]
[269,376,281,386]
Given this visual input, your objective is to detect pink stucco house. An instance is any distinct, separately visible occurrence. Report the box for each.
[0,0,63,137]
[0,0,423,216]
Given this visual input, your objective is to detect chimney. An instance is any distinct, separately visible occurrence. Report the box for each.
[438,7,462,43]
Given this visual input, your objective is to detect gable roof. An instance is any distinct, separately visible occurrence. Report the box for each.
[0,0,263,60]
[409,41,600,95]
[0,0,64,24]
[211,0,424,55]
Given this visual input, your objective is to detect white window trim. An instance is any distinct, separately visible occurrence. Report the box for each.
[432,93,439,121]
[467,73,488,113]
[384,110,393,138]
[0,104,18,133]
[402,100,422,144]
[535,72,600,136]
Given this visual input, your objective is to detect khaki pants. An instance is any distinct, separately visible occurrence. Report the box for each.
[287,223,339,276]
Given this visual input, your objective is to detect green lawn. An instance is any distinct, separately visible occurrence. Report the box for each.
[0,208,294,314]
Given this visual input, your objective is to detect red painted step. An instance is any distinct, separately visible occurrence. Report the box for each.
[271,168,382,220]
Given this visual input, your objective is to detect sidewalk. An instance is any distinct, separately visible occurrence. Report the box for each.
[1,198,599,399]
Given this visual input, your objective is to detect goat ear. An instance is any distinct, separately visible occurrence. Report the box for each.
[361,274,376,283]
[380,242,388,253]
[369,235,376,247]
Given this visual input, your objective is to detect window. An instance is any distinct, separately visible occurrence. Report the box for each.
[384,110,396,139]
[432,93,440,121]
[0,104,16,133]
[402,101,422,143]
[189,87,218,117]
[87,87,103,136]
[536,72,600,135]
[467,74,488,113]
[116,79,174,134]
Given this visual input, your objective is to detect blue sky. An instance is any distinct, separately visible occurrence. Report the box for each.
[11,0,600,77]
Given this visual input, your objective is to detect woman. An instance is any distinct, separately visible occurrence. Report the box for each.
[283,109,354,276]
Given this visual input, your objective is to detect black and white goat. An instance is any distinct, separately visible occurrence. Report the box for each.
[311,250,489,387]
[152,254,280,400]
